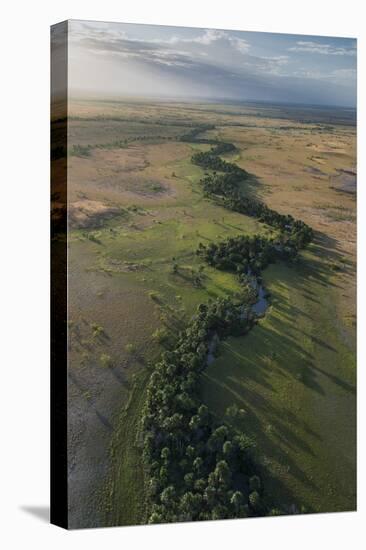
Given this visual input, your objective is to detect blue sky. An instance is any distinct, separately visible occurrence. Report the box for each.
[68,20,357,107]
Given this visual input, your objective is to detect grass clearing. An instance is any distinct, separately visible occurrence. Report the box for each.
[102,366,151,526]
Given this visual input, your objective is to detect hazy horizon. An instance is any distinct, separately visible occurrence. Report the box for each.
[68,92,357,111]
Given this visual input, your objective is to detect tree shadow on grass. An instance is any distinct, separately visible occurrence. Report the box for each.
[204,368,317,511]
[95,410,113,430]
[200,225,356,512]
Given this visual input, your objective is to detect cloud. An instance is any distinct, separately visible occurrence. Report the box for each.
[292,67,357,83]
[71,23,251,60]
[75,35,197,68]
[288,40,356,56]
[140,28,251,53]
[187,29,226,45]
[186,29,251,54]
[330,68,357,78]
[76,30,285,79]
[68,21,356,106]
[257,55,289,73]
[70,24,254,73]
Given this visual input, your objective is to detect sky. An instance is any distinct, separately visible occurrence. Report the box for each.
[68,20,357,107]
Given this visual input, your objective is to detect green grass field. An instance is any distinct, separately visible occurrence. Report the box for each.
[103,366,151,526]
[66,99,356,526]
[201,244,356,513]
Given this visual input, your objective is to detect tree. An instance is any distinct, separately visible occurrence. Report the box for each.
[148,511,163,524]
[269,508,282,516]
[147,477,159,498]
[184,472,194,490]
[230,490,244,513]
[194,478,206,492]
[249,490,261,512]
[189,414,200,431]
[214,460,231,487]
[161,485,176,507]
[160,447,170,464]
[186,445,195,459]
[193,456,203,474]
[223,440,233,460]
[225,403,239,419]
[249,475,261,492]
[159,466,169,485]
[208,426,228,453]
[211,505,228,520]
[198,404,209,420]
[179,492,202,521]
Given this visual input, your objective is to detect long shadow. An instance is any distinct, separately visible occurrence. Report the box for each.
[108,363,129,386]
[96,410,113,430]
[205,371,318,510]
[239,174,266,202]
[226,370,319,459]
[300,364,325,395]
[310,335,336,352]
[220,222,246,231]
[311,231,355,280]
[310,363,356,394]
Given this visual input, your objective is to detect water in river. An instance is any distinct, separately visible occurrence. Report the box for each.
[252,283,268,315]
[206,278,269,366]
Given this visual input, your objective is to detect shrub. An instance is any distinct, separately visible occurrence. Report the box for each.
[148,291,160,302]
[125,343,136,354]
[100,353,112,368]
[70,144,92,157]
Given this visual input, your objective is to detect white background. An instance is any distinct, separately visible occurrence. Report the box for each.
[0,0,364,548]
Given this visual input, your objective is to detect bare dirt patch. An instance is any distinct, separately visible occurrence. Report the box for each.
[69,199,121,228]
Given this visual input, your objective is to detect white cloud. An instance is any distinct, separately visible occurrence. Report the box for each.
[292,67,357,81]
[71,24,251,60]
[241,55,289,76]
[330,68,357,78]
[190,29,227,45]
[260,55,289,65]
[230,37,251,54]
[289,40,356,56]
[168,28,251,53]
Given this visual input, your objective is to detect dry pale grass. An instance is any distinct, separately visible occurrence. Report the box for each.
[68,142,191,207]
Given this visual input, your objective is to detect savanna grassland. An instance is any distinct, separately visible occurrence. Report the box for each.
[64,98,356,527]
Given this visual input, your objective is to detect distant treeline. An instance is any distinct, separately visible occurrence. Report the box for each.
[69,115,210,128]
